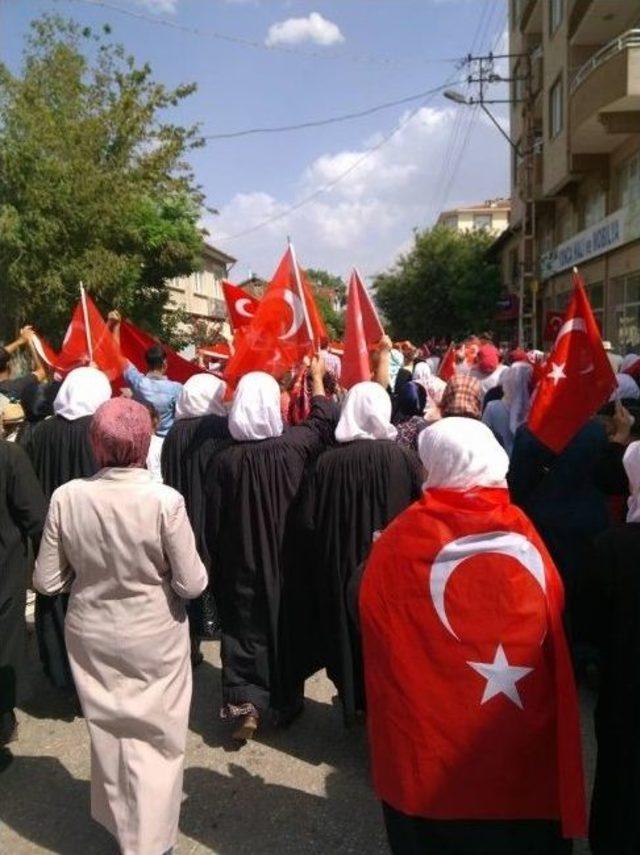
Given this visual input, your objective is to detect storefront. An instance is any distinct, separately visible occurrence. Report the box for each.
[540,201,640,348]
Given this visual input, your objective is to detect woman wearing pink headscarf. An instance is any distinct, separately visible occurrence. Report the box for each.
[34,398,207,855]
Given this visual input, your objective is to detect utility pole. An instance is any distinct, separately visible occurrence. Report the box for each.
[449,51,534,347]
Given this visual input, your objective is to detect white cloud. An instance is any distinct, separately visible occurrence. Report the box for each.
[265,12,344,48]
[210,104,508,281]
[132,0,179,13]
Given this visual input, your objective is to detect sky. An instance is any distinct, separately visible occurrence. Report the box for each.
[1,0,510,282]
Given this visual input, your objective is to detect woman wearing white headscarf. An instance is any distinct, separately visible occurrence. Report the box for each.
[297,381,422,723]
[586,438,640,855]
[204,361,337,740]
[613,372,640,402]
[162,374,231,656]
[360,417,585,855]
[27,366,112,692]
[482,362,533,457]
[413,361,446,423]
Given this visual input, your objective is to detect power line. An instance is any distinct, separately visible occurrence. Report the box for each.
[217,76,461,244]
[63,0,460,68]
[203,84,452,140]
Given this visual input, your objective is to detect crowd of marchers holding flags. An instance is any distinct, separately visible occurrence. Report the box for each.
[2,241,640,855]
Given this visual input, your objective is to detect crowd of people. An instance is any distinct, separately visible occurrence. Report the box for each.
[2,322,640,855]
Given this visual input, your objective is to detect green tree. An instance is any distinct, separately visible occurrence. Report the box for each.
[305,268,346,340]
[374,226,501,342]
[0,15,206,347]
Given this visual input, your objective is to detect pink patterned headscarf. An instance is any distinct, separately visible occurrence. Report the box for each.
[90,398,152,469]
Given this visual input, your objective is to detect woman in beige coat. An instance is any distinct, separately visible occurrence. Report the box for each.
[34,397,207,855]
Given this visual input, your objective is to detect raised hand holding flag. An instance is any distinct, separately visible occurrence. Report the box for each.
[55,288,123,381]
[223,243,318,387]
[527,269,615,453]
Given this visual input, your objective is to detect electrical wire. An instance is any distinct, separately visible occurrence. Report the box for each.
[63,0,461,67]
[217,76,462,244]
[203,84,452,140]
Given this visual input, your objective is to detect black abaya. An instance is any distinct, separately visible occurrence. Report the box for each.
[382,803,571,855]
[585,524,640,855]
[161,414,231,637]
[298,439,423,722]
[0,441,47,715]
[204,396,336,718]
[26,415,98,689]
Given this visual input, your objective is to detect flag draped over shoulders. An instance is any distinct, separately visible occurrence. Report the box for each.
[360,486,586,838]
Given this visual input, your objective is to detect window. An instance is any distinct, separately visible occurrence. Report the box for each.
[549,76,563,138]
[614,273,640,349]
[473,213,493,230]
[549,0,563,34]
[618,150,640,209]
[558,206,574,242]
[587,281,604,332]
[193,271,204,294]
[443,215,458,230]
[583,189,606,229]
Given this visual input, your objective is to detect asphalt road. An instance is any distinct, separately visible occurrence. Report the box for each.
[0,638,594,854]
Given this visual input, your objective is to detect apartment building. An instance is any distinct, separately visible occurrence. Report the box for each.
[505,0,639,347]
[169,241,236,339]
[436,198,511,235]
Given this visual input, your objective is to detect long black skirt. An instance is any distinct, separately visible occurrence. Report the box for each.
[382,803,572,855]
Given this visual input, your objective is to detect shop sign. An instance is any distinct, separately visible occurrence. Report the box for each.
[540,202,640,280]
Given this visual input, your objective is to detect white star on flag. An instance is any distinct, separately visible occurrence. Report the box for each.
[467,644,533,709]
[547,361,567,386]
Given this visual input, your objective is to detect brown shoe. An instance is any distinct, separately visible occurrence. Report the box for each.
[232,714,259,742]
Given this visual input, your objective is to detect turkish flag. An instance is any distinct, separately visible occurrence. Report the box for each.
[31,332,58,368]
[222,281,260,331]
[350,269,384,344]
[528,270,615,453]
[223,245,316,386]
[55,294,123,381]
[360,487,586,837]
[341,270,374,389]
[119,319,203,384]
[438,343,456,381]
[543,311,565,342]
[300,267,328,345]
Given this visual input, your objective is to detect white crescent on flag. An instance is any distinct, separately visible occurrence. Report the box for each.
[235,298,256,319]
[429,531,547,641]
[279,290,305,341]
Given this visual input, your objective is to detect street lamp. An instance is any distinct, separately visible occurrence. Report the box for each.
[443,89,470,105]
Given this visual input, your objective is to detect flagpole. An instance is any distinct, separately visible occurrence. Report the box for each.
[287,240,315,347]
[79,281,94,363]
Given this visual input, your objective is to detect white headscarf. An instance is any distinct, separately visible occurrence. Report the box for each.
[413,361,432,385]
[335,381,397,443]
[620,353,639,373]
[53,367,111,421]
[175,374,227,420]
[623,441,640,523]
[502,362,533,434]
[228,372,283,441]
[613,374,640,401]
[418,416,509,490]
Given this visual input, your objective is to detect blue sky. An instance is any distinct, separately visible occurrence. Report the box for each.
[1,0,509,281]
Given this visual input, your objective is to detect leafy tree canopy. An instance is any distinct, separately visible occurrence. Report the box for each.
[374,226,501,343]
[306,268,346,340]
[0,15,205,347]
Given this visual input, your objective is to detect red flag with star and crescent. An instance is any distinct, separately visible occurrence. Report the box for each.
[223,245,318,387]
[528,270,615,453]
[360,487,586,838]
[222,281,261,332]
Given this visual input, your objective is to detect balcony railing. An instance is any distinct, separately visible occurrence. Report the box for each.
[570,29,640,94]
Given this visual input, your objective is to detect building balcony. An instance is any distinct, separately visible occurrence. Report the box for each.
[570,1,639,45]
[518,0,542,35]
[570,29,640,154]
